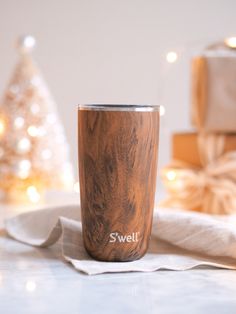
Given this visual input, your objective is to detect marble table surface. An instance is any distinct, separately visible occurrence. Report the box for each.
[1,192,236,314]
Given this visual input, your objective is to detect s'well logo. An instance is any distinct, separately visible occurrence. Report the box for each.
[109,232,140,243]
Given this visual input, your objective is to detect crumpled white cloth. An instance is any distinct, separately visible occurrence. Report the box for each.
[4,205,236,275]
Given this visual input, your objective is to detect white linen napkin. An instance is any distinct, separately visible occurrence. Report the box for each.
[4,205,236,275]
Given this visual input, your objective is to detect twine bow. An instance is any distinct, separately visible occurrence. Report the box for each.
[161,134,236,215]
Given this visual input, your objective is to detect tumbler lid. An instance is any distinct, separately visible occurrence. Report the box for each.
[78,104,160,112]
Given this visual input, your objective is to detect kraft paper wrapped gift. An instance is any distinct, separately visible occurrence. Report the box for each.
[172,132,236,166]
[191,50,236,132]
[161,133,236,215]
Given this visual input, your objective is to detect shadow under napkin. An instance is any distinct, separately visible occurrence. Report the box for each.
[4,205,236,275]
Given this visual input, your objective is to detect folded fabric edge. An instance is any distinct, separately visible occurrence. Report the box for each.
[4,204,81,247]
[65,256,236,275]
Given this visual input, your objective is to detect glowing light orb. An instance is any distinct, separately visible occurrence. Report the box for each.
[26,186,40,203]
[14,117,25,129]
[25,280,36,292]
[73,182,80,193]
[159,105,165,116]
[30,103,40,115]
[166,170,177,181]
[27,125,38,137]
[166,51,178,63]
[17,138,31,154]
[0,118,6,136]
[225,37,236,48]
[16,159,31,179]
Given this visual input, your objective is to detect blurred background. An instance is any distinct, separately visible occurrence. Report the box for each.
[0,0,236,183]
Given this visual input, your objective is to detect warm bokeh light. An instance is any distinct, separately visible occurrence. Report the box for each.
[26,186,41,203]
[25,280,36,292]
[166,170,177,181]
[17,159,31,179]
[73,181,80,193]
[27,125,38,137]
[14,116,25,129]
[60,163,74,189]
[166,51,178,63]
[17,137,31,154]
[23,36,36,49]
[0,118,6,136]
[225,37,236,48]
[159,105,166,116]
[18,35,36,54]
[30,103,40,115]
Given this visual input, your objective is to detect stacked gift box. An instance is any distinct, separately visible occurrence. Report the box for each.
[161,42,236,215]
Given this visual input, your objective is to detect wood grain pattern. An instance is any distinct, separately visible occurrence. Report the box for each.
[78,109,159,262]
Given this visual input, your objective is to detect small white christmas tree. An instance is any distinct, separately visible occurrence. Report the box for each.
[0,35,74,203]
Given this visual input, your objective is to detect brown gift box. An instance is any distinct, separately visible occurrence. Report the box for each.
[172,132,236,166]
[191,52,236,132]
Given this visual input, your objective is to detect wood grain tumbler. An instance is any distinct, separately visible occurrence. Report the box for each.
[78,104,160,262]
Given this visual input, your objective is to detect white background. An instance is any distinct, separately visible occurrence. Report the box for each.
[0,0,236,180]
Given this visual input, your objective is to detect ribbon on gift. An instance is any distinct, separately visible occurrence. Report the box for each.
[160,134,236,215]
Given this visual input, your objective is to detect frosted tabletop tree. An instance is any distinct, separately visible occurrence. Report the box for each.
[0,35,74,203]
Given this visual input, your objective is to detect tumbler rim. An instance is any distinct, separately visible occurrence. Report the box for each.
[78,104,160,112]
